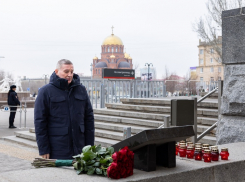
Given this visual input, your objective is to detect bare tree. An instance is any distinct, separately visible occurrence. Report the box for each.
[193,0,245,59]
[133,62,140,77]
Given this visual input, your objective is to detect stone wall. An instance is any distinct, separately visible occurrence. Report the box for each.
[216,7,245,144]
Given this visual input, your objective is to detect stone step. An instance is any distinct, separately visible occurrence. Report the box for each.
[197,117,217,126]
[13,130,118,148]
[95,129,124,141]
[95,114,163,128]
[2,135,38,148]
[105,103,171,113]
[94,109,168,121]
[198,135,216,146]
[197,125,216,136]
[95,121,153,134]
[120,98,218,108]
[104,103,218,118]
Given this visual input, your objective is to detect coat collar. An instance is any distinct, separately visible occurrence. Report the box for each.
[49,71,80,90]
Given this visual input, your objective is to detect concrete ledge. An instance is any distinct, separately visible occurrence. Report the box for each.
[0,142,245,182]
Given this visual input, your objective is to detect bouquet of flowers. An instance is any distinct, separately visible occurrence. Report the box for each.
[32,145,134,179]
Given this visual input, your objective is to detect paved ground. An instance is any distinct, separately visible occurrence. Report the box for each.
[0,108,35,138]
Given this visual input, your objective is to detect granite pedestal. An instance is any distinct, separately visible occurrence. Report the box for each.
[112,126,194,172]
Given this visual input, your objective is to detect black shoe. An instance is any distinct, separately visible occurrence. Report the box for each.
[9,126,17,129]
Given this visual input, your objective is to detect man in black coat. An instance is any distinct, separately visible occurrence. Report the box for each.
[34,59,94,159]
[8,85,20,128]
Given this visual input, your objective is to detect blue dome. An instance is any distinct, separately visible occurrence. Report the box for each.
[118,62,130,68]
[95,62,107,68]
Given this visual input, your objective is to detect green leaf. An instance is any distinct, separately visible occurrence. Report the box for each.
[96,168,102,175]
[82,145,92,153]
[86,160,95,165]
[105,155,111,159]
[76,168,83,175]
[73,154,81,159]
[87,167,95,175]
[103,169,107,176]
[82,150,96,161]
[91,146,96,152]
[93,162,100,167]
[95,157,101,162]
[95,145,102,152]
[107,147,114,154]
[100,158,108,164]
[73,162,81,170]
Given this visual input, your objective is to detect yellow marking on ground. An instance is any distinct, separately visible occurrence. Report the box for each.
[0,143,39,161]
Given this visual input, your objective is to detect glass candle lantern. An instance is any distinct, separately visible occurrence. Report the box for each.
[195,143,202,149]
[194,148,202,160]
[203,150,212,162]
[220,148,229,160]
[187,142,193,147]
[176,144,179,156]
[179,141,186,147]
[179,145,187,157]
[211,148,219,161]
[186,146,195,159]
[202,144,210,148]
[202,147,210,156]
[210,146,218,151]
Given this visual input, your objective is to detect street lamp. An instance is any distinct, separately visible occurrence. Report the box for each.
[90,63,93,80]
[145,63,153,98]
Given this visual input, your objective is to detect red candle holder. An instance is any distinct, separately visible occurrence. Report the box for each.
[203,150,212,162]
[211,148,219,161]
[186,142,193,147]
[186,146,194,159]
[179,145,187,157]
[202,147,210,157]
[194,148,202,161]
[176,144,179,156]
[220,148,229,160]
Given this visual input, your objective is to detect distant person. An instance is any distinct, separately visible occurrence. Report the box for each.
[8,85,20,128]
[34,59,94,159]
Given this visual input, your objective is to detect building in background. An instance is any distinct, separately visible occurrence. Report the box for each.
[140,67,156,80]
[92,28,133,79]
[196,37,224,83]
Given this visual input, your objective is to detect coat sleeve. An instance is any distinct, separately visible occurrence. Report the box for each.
[34,87,50,155]
[83,86,95,146]
[10,92,20,105]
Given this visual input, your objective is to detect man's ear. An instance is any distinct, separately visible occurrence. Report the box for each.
[55,69,58,74]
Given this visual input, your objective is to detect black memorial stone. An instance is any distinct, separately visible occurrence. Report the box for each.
[222,7,245,64]
[112,126,194,172]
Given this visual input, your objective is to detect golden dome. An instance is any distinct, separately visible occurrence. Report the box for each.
[102,34,123,45]
[128,56,132,60]
[124,52,130,59]
[110,54,115,59]
[93,56,98,59]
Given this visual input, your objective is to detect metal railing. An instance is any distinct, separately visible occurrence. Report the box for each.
[81,79,166,108]
[158,80,223,144]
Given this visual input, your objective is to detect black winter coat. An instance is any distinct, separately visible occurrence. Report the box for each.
[8,90,20,107]
[34,72,94,159]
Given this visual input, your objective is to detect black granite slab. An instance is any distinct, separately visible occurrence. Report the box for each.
[112,126,194,172]
[222,7,245,64]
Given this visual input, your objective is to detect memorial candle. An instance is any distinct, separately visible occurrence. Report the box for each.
[186,146,194,159]
[176,144,179,156]
[194,148,202,161]
[179,145,187,157]
[211,148,219,161]
[186,142,193,147]
[202,144,210,148]
[220,148,229,160]
[203,150,212,162]
[202,147,210,156]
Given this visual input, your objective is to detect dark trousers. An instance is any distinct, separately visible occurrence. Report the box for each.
[9,107,17,127]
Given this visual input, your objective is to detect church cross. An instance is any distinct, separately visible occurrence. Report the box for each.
[111,26,114,34]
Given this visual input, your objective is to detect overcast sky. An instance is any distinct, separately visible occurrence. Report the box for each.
[0,0,208,79]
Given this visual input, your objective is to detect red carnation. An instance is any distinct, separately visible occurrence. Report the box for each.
[107,162,120,179]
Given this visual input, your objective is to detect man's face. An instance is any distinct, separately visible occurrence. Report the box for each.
[55,64,74,84]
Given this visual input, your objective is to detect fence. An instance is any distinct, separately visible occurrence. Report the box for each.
[81,79,166,108]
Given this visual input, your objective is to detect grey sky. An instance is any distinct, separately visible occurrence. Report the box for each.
[0,0,207,79]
